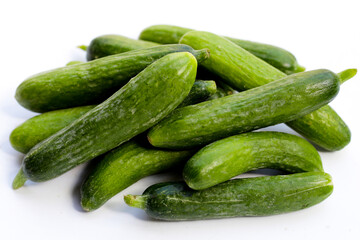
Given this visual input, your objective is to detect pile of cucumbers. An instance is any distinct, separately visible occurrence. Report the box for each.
[10,25,357,221]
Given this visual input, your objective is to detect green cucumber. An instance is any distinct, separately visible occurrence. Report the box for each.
[139,25,305,74]
[66,61,83,66]
[10,80,215,155]
[148,69,340,149]
[183,132,323,190]
[86,35,159,61]
[80,140,194,211]
[179,31,355,151]
[15,44,209,112]
[22,52,197,182]
[124,172,333,220]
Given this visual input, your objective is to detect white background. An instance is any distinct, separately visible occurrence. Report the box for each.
[1,0,359,239]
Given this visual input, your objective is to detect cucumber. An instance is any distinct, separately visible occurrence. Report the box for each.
[15,44,209,112]
[147,69,340,149]
[179,31,354,151]
[86,35,159,61]
[80,139,194,211]
[139,25,305,74]
[183,132,323,190]
[124,172,333,220]
[22,52,197,182]
[10,80,215,155]
[66,61,83,66]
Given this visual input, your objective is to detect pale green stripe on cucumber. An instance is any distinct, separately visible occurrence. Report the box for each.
[139,24,305,74]
[124,172,333,220]
[183,132,323,190]
[179,31,356,151]
[15,44,209,112]
[22,52,198,182]
[148,69,340,149]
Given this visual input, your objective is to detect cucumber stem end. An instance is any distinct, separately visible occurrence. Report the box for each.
[337,68,357,84]
[12,168,27,190]
[124,195,147,209]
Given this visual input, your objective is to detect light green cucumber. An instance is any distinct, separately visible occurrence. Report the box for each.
[124,172,333,220]
[139,24,305,74]
[80,140,194,211]
[183,132,323,190]
[179,31,355,151]
[22,52,197,182]
[15,44,209,112]
[148,69,341,149]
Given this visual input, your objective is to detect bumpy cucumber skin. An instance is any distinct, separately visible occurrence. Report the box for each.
[130,172,333,220]
[22,52,197,182]
[180,31,350,151]
[80,140,194,211]
[87,35,159,61]
[287,105,351,151]
[15,44,207,113]
[148,69,340,149]
[183,132,323,190]
[10,80,215,154]
[10,106,95,154]
[139,25,304,74]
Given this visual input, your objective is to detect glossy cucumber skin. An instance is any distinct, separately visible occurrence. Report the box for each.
[10,105,95,154]
[128,172,333,220]
[139,25,304,74]
[148,69,340,149]
[87,35,159,61]
[22,52,197,182]
[183,132,323,190]
[80,140,194,211]
[16,44,208,112]
[10,80,215,154]
[180,31,350,151]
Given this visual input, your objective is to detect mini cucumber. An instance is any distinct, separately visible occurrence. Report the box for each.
[80,140,194,211]
[139,24,305,74]
[148,69,340,149]
[15,44,209,112]
[183,132,323,190]
[86,35,159,61]
[179,31,355,151]
[124,172,333,220]
[22,52,197,182]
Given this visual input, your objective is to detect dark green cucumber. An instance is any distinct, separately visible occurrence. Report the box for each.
[10,105,95,154]
[148,69,340,149]
[15,44,209,112]
[80,140,194,211]
[179,31,354,151]
[22,52,197,182]
[10,80,215,155]
[86,35,159,61]
[124,172,333,220]
[139,25,305,74]
[183,132,323,190]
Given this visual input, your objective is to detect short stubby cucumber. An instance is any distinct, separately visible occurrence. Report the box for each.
[86,35,160,61]
[124,172,333,220]
[15,44,209,112]
[139,24,305,74]
[147,69,340,149]
[10,80,215,155]
[179,31,354,151]
[22,52,197,182]
[80,140,194,211]
[183,132,323,190]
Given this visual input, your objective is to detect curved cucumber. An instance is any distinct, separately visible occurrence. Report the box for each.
[80,140,194,211]
[148,69,340,149]
[22,52,197,182]
[183,132,323,190]
[179,31,353,151]
[125,172,333,220]
[86,35,159,61]
[139,24,304,74]
[16,44,209,112]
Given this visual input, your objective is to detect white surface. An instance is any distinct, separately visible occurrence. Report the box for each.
[1,0,359,239]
